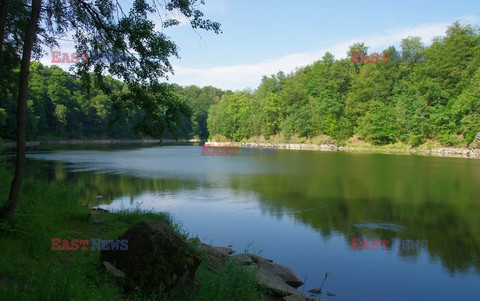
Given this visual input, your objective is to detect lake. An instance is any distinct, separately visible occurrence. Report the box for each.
[21,144,480,301]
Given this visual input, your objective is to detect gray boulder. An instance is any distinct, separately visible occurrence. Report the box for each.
[197,243,234,257]
[257,260,304,288]
[192,240,234,272]
[256,265,306,298]
[230,253,308,299]
[231,253,254,265]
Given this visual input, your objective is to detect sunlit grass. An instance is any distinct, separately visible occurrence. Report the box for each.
[0,168,264,300]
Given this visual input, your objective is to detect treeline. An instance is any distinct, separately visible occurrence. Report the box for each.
[2,22,479,146]
[172,84,225,139]
[0,62,224,141]
[207,22,480,146]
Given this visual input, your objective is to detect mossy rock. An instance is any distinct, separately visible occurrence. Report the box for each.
[100,220,201,294]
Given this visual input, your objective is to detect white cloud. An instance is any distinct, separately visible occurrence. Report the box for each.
[36,16,477,91]
[169,20,465,91]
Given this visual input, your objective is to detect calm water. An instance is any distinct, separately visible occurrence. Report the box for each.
[22,145,480,301]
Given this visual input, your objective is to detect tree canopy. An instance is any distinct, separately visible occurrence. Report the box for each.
[207,22,480,147]
[0,0,221,220]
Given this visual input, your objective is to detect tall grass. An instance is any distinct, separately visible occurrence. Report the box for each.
[0,168,264,300]
[0,169,121,300]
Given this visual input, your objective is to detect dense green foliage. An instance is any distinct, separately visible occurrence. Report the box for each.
[207,22,480,147]
[0,62,224,140]
[172,84,227,139]
[2,21,478,146]
[0,0,223,141]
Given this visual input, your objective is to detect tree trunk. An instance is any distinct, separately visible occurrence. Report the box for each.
[0,0,10,68]
[1,0,42,221]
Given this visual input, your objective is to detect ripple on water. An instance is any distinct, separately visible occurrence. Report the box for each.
[353,221,405,233]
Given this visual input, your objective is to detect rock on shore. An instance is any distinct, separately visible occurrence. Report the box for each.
[100,220,321,300]
[100,220,201,293]
[192,239,315,301]
[207,141,480,159]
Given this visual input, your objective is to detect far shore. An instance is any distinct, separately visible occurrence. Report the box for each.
[206,141,480,159]
[3,138,479,159]
[2,138,201,148]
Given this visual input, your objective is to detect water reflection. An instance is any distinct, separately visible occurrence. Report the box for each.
[22,145,480,301]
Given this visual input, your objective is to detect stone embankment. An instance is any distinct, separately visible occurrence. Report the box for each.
[206,141,480,159]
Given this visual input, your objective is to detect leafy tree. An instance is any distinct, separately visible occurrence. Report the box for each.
[207,23,480,147]
[0,0,221,221]
[357,101,399,145]
[261,92,281,138]
[400,36,425,63]
[0,0,43,222]
[174,85,225,139]
[207,92,256,141]
[451,68,480,144]
[347,42,369,74]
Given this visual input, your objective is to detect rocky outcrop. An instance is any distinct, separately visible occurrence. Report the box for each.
[233,254,307,299]
[99,222,321,300]
[208,141,338,152]
[194,249,309,300]
[426,147,480,158]
[191,238,234,271]
[208,141,480,159]
[197,242,312,300]
[256,258,304,288]
[99,220,201,294]
[255,264,305,297]
[469,131,480,149]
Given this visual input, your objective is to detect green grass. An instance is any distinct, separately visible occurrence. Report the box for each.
[193,261,263,301]
[0,168,264,300]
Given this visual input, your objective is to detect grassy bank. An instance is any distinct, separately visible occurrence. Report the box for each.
[0,168,263,300]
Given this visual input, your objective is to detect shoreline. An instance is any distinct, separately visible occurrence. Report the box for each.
[2,138,200,148]
[0,166,302,301]
[206,141,480,159]
[3,138,479,159]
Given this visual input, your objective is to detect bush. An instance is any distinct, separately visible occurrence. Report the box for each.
[357,101,399,145]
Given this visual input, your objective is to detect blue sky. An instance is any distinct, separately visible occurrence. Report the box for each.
[42,0,479,90]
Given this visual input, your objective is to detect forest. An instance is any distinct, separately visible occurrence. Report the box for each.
[1,22,479,148]
[0,61,225,141]
[207,22,480,147]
